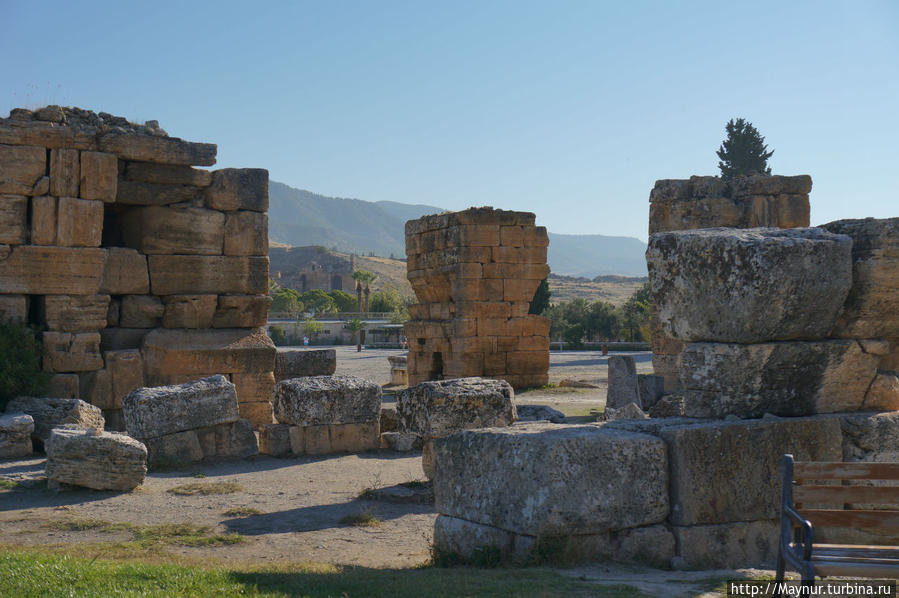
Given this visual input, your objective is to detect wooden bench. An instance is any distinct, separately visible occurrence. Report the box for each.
[777,454,899,587]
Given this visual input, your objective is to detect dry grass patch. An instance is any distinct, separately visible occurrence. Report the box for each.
[38,517,243,548]
[168,481,243,496]
[222,507,264,517]
[339,511,382,527]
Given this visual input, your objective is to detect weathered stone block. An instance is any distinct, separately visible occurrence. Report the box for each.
[661,416,842,525]
[434,423,669,535]
[121,206,224,255]
[0,246,103,294]
[213,294,271,328]
[79,151,117,202]
[233,371,275,404]
[273,375,381,426]
[46,373,79,399]
[0,294,27,323]
[124,161,212,186]
[841,411,899,462]
[100,247,150,295]
[41,294,110,333]
[224,211,267,256]
[122,375,240,439]
[195,419,258,459]
[57,197,103,247]
[80,353,143,412]
[259,423,292,456]
[30,176,49,196]
[97,133,216,166]
[647,228,852,343]
[329,422,380,452]
[43,331,103,372]
[100,327,150,352]
[46,428,147,491]
[866,372,899,411]
[205,168,268,212]
[30,195,56,245]
[143,430,203,464]
[5,396,104,443]
[237,401,274,426]
[141,328,275,383]
[148,255,269,295]
[115,180,204,206]
[607,355,640,409]
[381,431,422,451]
[398,378,516,438]
[0,413,34,459]
[637,374,665,410]
[273,349,337,380]
[304,424,331,454]
[680,340,879,418]
[0,121,96,151]
[49,148,80,197]
[672,521,779,569]
[289,425,305,455]
[0,144,45,194]
[162,294,217,328]
[822,218,899,338]
[0,194,26,244]
[102,408,126,432]
[120,295,164,328]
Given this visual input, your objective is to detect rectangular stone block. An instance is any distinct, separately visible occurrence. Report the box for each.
[680,340,879,418]
[100,247,150,294]
[213,294,271,328]
[31,195,57,245]
[0,144,45,194]
[491,246,547,264]
[46,373,80,399]
[288,425,305,455]
[503,279,540,302]
[224,211,268,256]
[120,295,163,328]
[238,401,274,427]
[148,255,269,295]
[273,376,382,425]
[49,149,80,197]
[122,375,239,439]
[329,422,380,452]
[79,368,115,409]
[204,168,268,211]
[0,195,27,244]
[434,423,669,536]
[233,371,276,404]
[79,151,117,202]
[500,225,524,247]
[660,416,842,525]
[97,133,217,166]
[125,161,212,186]
[107,297,120,327]
[43,331,103,372]
[0,294,27,323]
[259,423,292,456]
[141,327,276,383]
[45,427,147,491]
[106,350,144,405]
[115,180,204,206]
[304,424,332,454]
[162,294,217,328]
[0,120,96,150]
[57,197,103,247]
[121,205,224,255]
[41,294,110,332]
[506,351,549,375]
[143,430,203,463]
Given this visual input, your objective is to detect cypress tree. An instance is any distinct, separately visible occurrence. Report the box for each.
[716,118,774,179]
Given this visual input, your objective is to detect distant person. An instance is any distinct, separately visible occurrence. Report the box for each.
[303,336,309,346]
[401,336,407,350]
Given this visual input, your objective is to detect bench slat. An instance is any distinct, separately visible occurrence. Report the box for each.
[797,509,899,530]
[812,560,899,579]
[794,484,899,505]
[794,462,899,481]
[814,545,899,560]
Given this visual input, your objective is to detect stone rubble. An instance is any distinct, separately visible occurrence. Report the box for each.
[5,396,104,444]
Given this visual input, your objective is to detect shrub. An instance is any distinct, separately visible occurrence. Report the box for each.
[0,320,50,410]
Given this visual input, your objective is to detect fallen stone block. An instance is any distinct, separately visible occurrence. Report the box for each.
[122,375,240,439]
[607,355,640,409]
[434,423,669,536]
[45,427,147,491]
[397,377,516,438]
[4,397,104,445]
[823,218,899,339]
[647,227,852,343]
[661,416,842,525]
[0,413,34,459]
[680,340,879,418]
[273,375,381,426]
[273,349,337,380]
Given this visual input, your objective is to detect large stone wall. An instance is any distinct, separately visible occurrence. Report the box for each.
[0,107,275,427]
[403,207,550,388]
[648,174,812,390]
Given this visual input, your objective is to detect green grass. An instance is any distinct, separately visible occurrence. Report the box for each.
[168,481,244,496]
[0,479,21,490]
[0,548,643,597]
[39,518,243,548]
[222,507,264,517]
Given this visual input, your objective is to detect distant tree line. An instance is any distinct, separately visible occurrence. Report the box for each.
[269,280,410,318]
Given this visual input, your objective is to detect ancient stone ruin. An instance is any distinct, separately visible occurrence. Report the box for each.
[403,207,550,389]
[431,175,899,570]
[0,107,276,428]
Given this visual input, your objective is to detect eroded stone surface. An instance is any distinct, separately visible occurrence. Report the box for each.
[5,396,104,443]
[273,375,381,426]
[273,349,337,380]
[45,427,147,491]
[397,377,516,438]
[0,413,34,459]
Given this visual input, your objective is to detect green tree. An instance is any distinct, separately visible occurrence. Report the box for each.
[528,278,551,315]
[351,270,378,312]
[369,287,404,313]
[270,287,303,317]
[303,318,323,340]
[585,300,619,341]
[328,289,357,312]
[0,321,50,409]
[717,118,774,179]
[344,317,366,352]
[300,289,337,314]
[621,283,652,342]
[268,325,287,346]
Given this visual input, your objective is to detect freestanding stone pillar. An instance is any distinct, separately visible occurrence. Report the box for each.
[403,207,550,388]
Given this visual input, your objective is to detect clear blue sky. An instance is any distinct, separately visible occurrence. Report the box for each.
[3,1,897,241]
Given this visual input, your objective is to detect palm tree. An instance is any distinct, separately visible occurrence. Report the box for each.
[351,270,377,313]
[345,318,366,352]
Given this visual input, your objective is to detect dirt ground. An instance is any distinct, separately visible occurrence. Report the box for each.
[0,347,767,596]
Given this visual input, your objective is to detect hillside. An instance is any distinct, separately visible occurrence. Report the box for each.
[269,181,647,277]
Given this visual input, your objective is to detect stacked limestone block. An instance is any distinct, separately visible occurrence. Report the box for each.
[261,375,382,456]
[647,225,899,419]
[122,375,257,464]
[647,175,811,390]
[0,107,275,427]
[404,207,550,389]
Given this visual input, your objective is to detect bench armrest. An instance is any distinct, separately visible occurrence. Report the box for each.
[783,504,814,560]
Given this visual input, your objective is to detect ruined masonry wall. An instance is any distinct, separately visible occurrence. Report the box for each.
[404,207,550,388]
[648,174,812,390]
[0,106,276,428]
